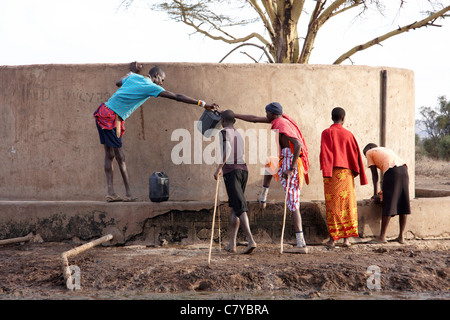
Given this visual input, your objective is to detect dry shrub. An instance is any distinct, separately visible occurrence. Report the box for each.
[415,157,450,177]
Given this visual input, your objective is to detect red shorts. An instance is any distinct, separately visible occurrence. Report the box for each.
[93,103,125,136]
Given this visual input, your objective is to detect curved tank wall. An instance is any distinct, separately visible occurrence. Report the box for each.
[0,63,415,201]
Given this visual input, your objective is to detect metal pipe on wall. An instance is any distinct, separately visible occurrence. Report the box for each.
[380,70,387,147]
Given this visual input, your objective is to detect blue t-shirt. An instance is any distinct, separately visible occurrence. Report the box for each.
[105,73,165,120]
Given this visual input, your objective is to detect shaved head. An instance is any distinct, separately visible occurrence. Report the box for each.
[149,66,165,78]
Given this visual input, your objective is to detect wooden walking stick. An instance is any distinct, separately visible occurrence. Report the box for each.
[217,193,221,250]
[208,176,221,265]
[280,175,291,254]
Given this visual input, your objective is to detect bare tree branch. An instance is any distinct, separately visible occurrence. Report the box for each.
[317,0,348,27]
[261,0,276,23]
[333,5,450,64]
[330,0,362,19]
[121,1,450,64]
[299,0,339,63]
[219,43,274,63]
[241,51,258,62]
[291,0,306,23]
[246,0,275,38]
[182,15,271,46]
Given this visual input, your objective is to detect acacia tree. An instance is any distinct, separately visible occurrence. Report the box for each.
[420,96,450,140]
[419,96,450,159]
[121,0,450,64]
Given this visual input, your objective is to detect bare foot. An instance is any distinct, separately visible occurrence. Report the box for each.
[395,237,406,244]
[343,239,351,247]
[243,242,257,254]
[325,239,335,248]
[224,245,236,253]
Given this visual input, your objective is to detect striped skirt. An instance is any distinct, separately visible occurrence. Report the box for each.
[323,168,359,240]
[278,148,305,212]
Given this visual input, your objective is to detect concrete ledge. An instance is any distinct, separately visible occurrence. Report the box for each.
[357,197,450,240]
[0,200,329,245]
[0,197,448,246]
[0,200,216,244]
[415,188,450,198]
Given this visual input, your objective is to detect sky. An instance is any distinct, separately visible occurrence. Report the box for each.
[0,0,449,128]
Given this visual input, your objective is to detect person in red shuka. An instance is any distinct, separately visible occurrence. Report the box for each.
[233,102,310,253]
[320,107,367,248]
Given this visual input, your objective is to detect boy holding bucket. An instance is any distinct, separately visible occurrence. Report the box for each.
[214,110,257,254]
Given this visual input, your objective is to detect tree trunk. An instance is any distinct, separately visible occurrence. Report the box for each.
[272,22,299,63]
[270,2,300,63]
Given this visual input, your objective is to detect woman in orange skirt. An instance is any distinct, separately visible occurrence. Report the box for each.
[323,168,359,247]
[320,107,368,247]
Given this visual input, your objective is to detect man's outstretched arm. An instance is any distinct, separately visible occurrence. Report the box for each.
[234,113,271,123]
[158,91,217,110]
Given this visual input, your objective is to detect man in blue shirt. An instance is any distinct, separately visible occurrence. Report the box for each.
[94,64,218,202]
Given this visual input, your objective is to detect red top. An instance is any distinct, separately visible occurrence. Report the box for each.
[320,123,367,185]
[271,113,310,175]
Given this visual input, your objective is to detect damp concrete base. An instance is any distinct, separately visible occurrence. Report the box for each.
[1,195,448,246]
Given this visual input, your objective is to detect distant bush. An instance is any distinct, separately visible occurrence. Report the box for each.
[415,156,450,177]
[422,137,439,158]
[417,95,450,161]
[438,135,450,160]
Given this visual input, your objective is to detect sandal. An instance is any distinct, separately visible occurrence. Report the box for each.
[123,196,138,202]
[106,195,123,202]
[368,238,387,244]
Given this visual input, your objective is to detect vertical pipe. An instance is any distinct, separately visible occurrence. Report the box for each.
[380,70,387,147]
[380,70,388,190]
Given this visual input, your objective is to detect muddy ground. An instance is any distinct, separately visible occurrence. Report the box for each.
[0,239,448,301]
[0,176,448,301]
